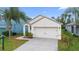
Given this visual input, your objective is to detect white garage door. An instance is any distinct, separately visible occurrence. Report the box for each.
[33,27,60,39]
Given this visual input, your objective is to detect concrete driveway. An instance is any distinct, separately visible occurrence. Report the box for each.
[15,38,58,51]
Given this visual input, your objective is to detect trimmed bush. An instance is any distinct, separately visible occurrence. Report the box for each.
[26,32,33,38]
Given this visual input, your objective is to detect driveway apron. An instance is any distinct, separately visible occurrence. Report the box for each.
[15,38,58,51]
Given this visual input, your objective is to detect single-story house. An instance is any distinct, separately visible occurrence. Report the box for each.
[23,15,61,39]
[65,22,79,36]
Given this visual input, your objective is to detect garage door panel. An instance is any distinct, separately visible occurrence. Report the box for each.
[33,27,60,39]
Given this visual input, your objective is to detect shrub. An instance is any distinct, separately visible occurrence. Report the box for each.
[12,32,17,36]
[26,32,33,38]
[3,31,10,36]
[3,31,17,36]
[18,33,23,36]
[26,32,29,36]
[73,34,78,37]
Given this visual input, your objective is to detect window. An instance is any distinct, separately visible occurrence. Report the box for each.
[76,25,79,34]
[71,25,74,33]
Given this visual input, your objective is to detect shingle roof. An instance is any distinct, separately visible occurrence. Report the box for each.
[28,15,62,25]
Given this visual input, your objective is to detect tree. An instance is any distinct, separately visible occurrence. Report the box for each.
[3,7,31,39]
[65,7,79,23]
[61,13,68,24]
[0,8,6,20]
[56,13,69,28]
[66,14,71,23]
[51,17,55,19]
[57,13,68,24]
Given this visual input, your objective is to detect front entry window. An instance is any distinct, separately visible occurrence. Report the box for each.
[25,26,28,32]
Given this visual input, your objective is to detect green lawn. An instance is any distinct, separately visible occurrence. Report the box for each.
[0,36,27,51]
[58,29,79,51]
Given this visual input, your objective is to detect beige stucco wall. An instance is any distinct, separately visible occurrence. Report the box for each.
[30,18,61,39]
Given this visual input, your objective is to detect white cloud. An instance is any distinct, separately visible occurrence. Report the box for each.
[58,7,68,10]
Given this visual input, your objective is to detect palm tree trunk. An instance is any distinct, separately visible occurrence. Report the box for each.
[9,29,11,39]
[7,25,12,40]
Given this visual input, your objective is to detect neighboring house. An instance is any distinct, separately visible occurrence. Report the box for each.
[11,20,27,33]
[0,19,27,33]
[65,22,79,36]
[23,15,61,39]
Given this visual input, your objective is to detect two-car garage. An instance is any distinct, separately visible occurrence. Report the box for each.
[33,27,61,39]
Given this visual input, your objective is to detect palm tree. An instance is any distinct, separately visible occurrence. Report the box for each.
[56,15,65,24]
[56,16,60,22]
[65,7,79,23]
[61,13,68,24]
[58,13,67,26]
[67,14,71,23]
[56,13,69,28]
[0,8,6,20]
[3,7,30,39]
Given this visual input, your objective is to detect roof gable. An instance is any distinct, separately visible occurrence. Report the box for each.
[29,15,62,25]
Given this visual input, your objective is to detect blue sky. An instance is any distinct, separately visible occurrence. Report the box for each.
[20,7,66,18]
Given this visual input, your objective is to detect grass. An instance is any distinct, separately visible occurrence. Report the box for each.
[0,36,27,51]
[58,29,79,51]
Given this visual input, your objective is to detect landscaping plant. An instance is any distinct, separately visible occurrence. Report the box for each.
[26,32,33,38]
